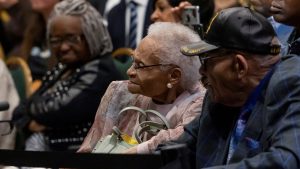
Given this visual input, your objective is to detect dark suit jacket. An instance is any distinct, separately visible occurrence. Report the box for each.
[106,0,153,51]
[87,0,107,15]
[160,54,300,169]
[288,32,300,55]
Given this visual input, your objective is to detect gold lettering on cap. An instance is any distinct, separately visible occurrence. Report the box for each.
[182,46,206,55]
[270,46,281,54]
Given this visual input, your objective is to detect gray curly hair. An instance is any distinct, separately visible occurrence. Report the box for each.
[47,0,113,57]
[147,22,201,91]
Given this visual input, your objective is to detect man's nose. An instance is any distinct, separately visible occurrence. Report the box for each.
[199,65,207,76]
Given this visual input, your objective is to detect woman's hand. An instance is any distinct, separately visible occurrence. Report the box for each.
[28,120,46,132]
[123,146,137,154]
[171,1,192,21]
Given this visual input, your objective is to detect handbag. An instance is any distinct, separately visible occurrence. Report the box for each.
[92,126,138,153]
[92,106,170,154]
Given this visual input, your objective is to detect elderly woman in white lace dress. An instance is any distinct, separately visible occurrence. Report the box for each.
[78,22,206,154]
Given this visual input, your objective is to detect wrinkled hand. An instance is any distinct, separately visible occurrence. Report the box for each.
[28,120,46,132]
[123,146,137,154]
[77,145,93,153]
[171,1,192,21]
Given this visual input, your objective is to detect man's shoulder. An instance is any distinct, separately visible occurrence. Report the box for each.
[265,54,300,104]
[274,54,300,79]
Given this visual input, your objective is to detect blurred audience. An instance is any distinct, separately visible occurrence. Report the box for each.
[271,0,300,55]
[87,0,107,15]
[0,0,31,57]
[151,0,214,30]
[12,0,123,152]
[20,0,59,80]
[151,0,182,23]
[105,0,154,51]
[247,0,293,55]
[78,22,206,154]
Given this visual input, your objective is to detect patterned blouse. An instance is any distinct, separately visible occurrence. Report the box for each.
[78,80,206,153]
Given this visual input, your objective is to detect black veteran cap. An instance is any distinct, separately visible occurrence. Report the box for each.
[181,7,281,56]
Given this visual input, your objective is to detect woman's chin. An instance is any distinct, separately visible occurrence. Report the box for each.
[127,82,141,94]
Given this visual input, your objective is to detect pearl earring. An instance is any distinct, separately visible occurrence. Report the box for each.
[167,83,173,89]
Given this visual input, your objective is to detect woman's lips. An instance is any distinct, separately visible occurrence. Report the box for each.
[128,81,138,85]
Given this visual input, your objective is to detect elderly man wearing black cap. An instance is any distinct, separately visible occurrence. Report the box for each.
[158,7,300,169]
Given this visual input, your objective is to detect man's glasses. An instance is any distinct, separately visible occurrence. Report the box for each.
[49,34,84,47]
[199,50,233,70]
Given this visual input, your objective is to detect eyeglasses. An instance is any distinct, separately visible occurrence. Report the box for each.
[0,120,14,136]
[199,50,233,70]
[49,34,84,47]
[130,56,173,72]
[131,62,173,70]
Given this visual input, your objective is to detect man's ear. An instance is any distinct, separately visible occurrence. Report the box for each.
[168,67,182,86]
[234,54,248,79]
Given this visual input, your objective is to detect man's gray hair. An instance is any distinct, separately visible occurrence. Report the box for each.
[147,22,201,91]
[47,0,113,57]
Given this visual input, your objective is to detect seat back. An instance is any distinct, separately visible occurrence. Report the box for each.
[112,48,133,79]
[6,57,33,101]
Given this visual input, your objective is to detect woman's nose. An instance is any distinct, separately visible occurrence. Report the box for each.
[127,64,136,77]
[150,9,159,22]
[59,41,71,51]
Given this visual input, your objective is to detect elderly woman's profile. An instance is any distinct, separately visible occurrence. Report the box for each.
[79,22,206,154]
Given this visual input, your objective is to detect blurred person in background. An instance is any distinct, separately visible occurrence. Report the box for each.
[20,0,59,81]
[151,0,214,30]
[86,0,107,15]
[271,0,300,55]
[246,0,293,55]
[12,0,123,152]
[0,0,18,56]
[104,0,154,52]
[0,0,31,57]
[99,0,154,80]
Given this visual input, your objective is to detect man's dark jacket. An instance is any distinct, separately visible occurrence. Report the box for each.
[160,54,300,169]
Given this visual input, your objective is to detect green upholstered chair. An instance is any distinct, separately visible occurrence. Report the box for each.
[112,48,133,80]
[6,57,34,101]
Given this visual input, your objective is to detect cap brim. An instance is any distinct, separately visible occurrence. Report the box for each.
[180,40,219,56]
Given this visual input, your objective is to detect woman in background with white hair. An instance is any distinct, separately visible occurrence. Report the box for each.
[12,0,123,152]
[79,22,206,154]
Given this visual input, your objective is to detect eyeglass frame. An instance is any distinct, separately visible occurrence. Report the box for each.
[199,49,234,70]
[48,34,84,48]
[131,62,173,70]
[0,120,14,136]
[130,56,174,72]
